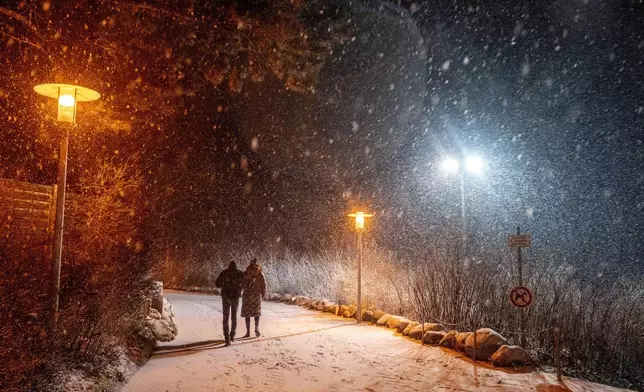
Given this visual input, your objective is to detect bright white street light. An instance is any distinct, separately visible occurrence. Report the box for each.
[441,157,460,174]
[465,156,484,175]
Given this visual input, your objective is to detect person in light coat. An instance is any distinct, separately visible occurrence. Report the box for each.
[241,259,266,337]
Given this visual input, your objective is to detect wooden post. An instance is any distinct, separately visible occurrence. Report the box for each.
[472,325,479,383]
[421,320,425,346]
[151,281,164,313]
[472,326,477,362]
[554,327,562,382]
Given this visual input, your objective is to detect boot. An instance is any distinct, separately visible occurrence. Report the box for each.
[230,331,236,342]
[224,336,231,346]
[242,317,251,338]
[254,316,261,337]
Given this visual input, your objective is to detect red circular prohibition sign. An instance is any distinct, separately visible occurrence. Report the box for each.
[509,286,534,308]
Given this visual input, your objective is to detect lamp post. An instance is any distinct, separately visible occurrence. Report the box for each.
[441,156,484,247]
[34,83,100,324]
[347,211,373,323]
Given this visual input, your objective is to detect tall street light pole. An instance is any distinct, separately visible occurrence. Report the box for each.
[441,156,484,249]
[348,211,373,323]
[459,172,466,233]
[34,83,100,325]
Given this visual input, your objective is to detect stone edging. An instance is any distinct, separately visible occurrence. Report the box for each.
[264,293,534,368]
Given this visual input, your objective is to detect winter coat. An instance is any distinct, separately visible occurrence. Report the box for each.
[241,264,266,318]
[215,264,245,299]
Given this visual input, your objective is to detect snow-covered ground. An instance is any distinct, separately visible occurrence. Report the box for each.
[122,291,631,392]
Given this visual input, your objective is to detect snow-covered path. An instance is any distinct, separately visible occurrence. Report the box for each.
[122,291,630,392]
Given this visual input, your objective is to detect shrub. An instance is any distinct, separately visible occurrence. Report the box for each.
[0,160,153,391]
[170,238,644,389]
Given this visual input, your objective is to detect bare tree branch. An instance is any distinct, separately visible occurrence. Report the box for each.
[0,30,42,49]
[0,7,43,39]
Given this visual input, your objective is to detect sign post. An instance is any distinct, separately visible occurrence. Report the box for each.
[508,227,531,347]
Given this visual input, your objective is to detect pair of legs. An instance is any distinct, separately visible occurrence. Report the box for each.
[243,316,261,337]
[222,296,240,346]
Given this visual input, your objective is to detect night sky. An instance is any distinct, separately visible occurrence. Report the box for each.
[236,0,644,274]
[1,0,643,274]
[304,0,644,275]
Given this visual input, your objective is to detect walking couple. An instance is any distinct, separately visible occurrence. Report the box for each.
[215,258,266,346]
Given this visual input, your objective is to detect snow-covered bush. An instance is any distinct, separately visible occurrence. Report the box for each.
[137,297,178,343]
[0,161,153,391]
[163,236,644,389]
[406,236,644,389]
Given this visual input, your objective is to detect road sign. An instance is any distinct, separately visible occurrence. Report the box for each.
[509,286,533,308]
[508,234,531,248]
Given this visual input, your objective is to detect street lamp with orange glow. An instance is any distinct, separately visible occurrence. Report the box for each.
[347,211,374,323]
[34,83,100,323]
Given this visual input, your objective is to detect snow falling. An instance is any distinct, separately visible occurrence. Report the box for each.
[1,0,643,391]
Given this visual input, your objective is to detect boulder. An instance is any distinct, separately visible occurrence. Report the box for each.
[303,297,315,307]
[454,332,472,352]
[151,319,177,342]
[464,328,508,361]
[362,310,374,323]
[371,310,386,324]
[148,308,162,320]
[269,293,282,302]
[281,293,293,303]
[343,305,357,318]
[296,296,310,306]
[309,300,320,310]
[323,303,338,314]
[491,345,534,367]
[403,321,419,336]
[397,319,411,334]
[140,297,178,342]
[316,301,327,311]
[423,331,447,345]
[409,323,445,340]
[439,330,458,348]
[376,314,392,327]
[386,316,408,330]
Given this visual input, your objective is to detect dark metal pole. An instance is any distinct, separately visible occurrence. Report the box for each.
[460,173,466,248]
[517,226,523,286]
[51,127,69,324]
[554,327,562,382]
[517,226,527,347]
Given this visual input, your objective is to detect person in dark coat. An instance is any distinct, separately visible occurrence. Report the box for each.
[215,261,245,346]
[241,259,266,337]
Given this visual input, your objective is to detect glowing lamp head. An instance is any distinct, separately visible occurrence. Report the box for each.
[441,157,460,174]
[348,211,374,231]
[58,94,75,107]
[56,92,77,122]
[34,83,100,124]
[465,156,484,175]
